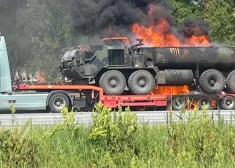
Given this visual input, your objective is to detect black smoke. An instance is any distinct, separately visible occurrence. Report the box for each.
[183,18,210,37]
[70,0,151,37]
[69,0,210,45]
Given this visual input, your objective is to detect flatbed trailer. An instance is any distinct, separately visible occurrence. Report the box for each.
[14,81,169,112]
[14,81,235,112]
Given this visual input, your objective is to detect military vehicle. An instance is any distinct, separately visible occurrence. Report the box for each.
[60,38,235,96]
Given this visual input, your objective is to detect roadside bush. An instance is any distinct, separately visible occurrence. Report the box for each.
[88,102,138,167]
[167,108,235,167]
[0,120,38,167]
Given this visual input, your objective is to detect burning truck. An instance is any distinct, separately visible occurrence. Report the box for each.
[60,0,235,97]
[59,37,235,95]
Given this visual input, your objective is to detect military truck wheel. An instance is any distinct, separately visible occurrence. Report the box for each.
[221,96,235,110]
[226,70,235,93]
[99,70,126,95]
[171,97,186,111]
[128,70,156,95]
[199,69,225,94]
[48,93,70,113]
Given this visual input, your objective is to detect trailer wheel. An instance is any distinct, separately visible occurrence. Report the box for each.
[99,70,126,95]
[128,70,156,95]
[199,69,225,94]
[48,93,70,113]
[221,96,235,110]
[171,97,186,111]
[198,97,211,110]
[226,70,235,93]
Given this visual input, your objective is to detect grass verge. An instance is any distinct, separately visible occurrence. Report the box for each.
[0,102,235,167]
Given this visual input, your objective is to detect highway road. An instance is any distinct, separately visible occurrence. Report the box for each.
[0,110,235,127]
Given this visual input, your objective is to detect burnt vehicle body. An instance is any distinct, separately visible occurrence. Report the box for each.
[60,38,235,95]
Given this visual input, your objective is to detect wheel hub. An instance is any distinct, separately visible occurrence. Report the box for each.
[199,98,211,110]
[201,100,207,105]
[110,79,118,87]
[56,101,61,106]
[138,78,146,87]
[176,100,182,107]
[209,77,217,87]
[53,97,65,110]
[226,99,234,107]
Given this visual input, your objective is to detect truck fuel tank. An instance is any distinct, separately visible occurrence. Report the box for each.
[158,69,194,85]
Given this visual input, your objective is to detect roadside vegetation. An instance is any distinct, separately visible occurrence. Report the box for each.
[1,103,235,167]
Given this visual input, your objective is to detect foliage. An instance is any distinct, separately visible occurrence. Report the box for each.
[0,120,38,167]
[21,0,72,80]
[1,103,235,167]
[42,107,80,139]
[0,0,72,80]
[206,0,235,45]
[169,0,204,24]
[167,109,224,166]
[88,102,138,167]
[0,0,31,78]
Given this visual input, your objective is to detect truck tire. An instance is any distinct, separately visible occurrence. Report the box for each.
[198,97,211,110]
[226,70,235,93]
[199,69,225,94]
[221,96,235,110]
[128,70,156,95]
[48,93,70,113]
[99,70,126,95]
[171,97,186,111]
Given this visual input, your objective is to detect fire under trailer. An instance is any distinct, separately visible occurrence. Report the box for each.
[1,35,235,113]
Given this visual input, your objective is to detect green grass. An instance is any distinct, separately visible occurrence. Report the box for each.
[1,103,235,167]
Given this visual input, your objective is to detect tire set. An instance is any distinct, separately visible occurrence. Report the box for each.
[170,96,213,111]
[198,69,235,94]
[99,68,235,95]
[196,69,235,110]
[99,70,156,95]
[170,95,235,111]
[98,68,235,111]
[170,67,235,111]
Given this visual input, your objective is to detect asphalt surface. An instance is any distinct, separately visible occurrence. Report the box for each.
[0,110,235,127]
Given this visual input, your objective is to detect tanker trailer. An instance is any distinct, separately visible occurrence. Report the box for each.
[59,38,235,95]
[140,45,235,94]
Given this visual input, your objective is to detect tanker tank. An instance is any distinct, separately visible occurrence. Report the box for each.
[141,46,235,69]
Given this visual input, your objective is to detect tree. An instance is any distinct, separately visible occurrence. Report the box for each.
[206,0,235,45]
[14,0,73,81]
[0,0,31,79]
[169,0,204,25]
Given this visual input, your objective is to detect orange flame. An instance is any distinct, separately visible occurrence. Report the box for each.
[151,85,190,95]
[36,71,46,82]
[102,37,130,46]
[132,20,210,47]
[132,22,181,47]
[186,35,210,46]
[103,27,130,46]
[104,4,210,47]
[131,4,210,47]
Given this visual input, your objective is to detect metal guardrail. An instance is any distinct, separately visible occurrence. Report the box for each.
[0,110,235,127]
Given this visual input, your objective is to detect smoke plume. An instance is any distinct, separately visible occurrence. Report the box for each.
[70,0,210,46]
